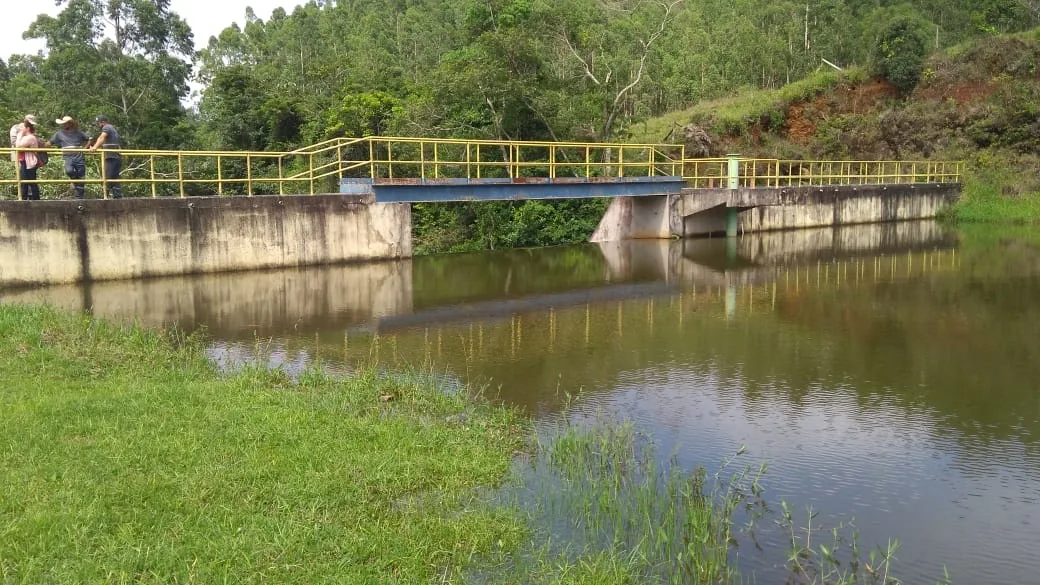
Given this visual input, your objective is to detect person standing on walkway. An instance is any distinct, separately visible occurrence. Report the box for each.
[48,116,91,199]
[9,115,36,195]
[15,119,43,201]
[88,115,121,199]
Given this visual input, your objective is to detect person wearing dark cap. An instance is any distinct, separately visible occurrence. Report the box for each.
[88,115,122,199]
[48,116,91,199]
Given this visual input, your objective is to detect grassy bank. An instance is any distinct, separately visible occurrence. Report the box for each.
[0,304,526,583]
[940,154,1040,224]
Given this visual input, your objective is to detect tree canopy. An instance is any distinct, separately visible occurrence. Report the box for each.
[4,0,1035,150]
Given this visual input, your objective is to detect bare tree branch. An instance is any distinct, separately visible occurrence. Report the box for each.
[601,0,684,137]
[561,34,602,85]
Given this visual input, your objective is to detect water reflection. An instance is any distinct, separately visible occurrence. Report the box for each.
[4,220,1040,584]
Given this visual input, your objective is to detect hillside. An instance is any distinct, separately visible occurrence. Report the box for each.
[630,29,1040,222]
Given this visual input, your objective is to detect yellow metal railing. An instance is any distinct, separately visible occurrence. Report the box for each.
[680,158,963,188]
[0,137,963,200]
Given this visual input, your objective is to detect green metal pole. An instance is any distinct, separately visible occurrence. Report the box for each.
[726,153,740,238]
[726,207,739,238]
[726,153,740,189]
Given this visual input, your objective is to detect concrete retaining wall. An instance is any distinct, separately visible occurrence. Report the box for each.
[0,195,411,287]
[593,183,960,241]
[735,183,960,233]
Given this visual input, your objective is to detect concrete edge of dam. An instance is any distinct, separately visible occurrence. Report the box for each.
[591,182,961,241]
[0,194,412,287]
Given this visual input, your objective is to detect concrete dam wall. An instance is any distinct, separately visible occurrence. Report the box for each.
[0,182,958,288]
[0,195,411,287]
[591,183,960,240]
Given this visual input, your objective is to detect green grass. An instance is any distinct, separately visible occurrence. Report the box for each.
[0,304,527,584]
[627,67,868,145]
[940,154,1040,224]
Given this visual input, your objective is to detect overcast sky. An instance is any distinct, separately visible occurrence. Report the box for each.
[2,0,302,63]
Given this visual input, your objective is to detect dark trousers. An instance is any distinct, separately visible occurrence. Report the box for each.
[66,161,86,199]
[103,156,122,199]
[19,162,39,200]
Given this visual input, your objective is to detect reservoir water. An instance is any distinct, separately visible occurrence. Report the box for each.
[6,221,1038,584]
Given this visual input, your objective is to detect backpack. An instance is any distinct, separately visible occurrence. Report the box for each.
[37,149,48,166]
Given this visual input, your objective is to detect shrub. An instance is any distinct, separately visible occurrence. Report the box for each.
[874,17,929,93]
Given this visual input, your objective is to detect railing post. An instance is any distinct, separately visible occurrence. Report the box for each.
[420,142,426,180]
[466,143,472,179]
[369,139,376,179]
[217,155,223,196]
[309,153,315,195]
[549,146,556,179]
[476,144,481,179]
[247,153,253,196]
[150,156,157,198]
[619,146,625,178]
[277,157,283,196]
[177,153,185,198]
[585,146,590,178]
[100,155,108,200]
[434,142,440,179]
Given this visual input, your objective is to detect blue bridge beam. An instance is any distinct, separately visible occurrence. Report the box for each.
[341,177,686,203]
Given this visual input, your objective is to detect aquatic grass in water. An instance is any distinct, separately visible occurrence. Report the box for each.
[485,415,767,584]
[487,412,948,585]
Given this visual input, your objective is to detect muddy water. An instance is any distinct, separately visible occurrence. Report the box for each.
[6,220,1039,584]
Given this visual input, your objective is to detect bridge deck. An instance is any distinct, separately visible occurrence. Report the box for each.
[341,176,686,202]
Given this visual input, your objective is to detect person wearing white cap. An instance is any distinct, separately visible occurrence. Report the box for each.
[14,116,43,200]
[47,116,91,199]
[9,115,37,188]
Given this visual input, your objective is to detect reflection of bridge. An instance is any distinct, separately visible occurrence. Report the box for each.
[0,222,959,337]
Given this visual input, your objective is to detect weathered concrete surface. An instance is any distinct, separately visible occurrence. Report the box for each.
[592,183,960,241]
[0,260,412,335]
[590,196,675,240]
[735,183,960,233]
[0,195,411,287]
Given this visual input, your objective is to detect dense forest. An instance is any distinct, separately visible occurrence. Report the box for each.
[2,0,1037,251]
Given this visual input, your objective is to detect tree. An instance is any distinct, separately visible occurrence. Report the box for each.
[872,15,929,93]
[15,0,196,148]
[547,0,686,140]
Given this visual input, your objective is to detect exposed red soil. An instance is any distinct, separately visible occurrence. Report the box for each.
[914,80,995,103]
[783,79,899,145]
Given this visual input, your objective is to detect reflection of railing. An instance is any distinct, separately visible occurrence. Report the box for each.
[343,248,963,361]
[1,138,963,200]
